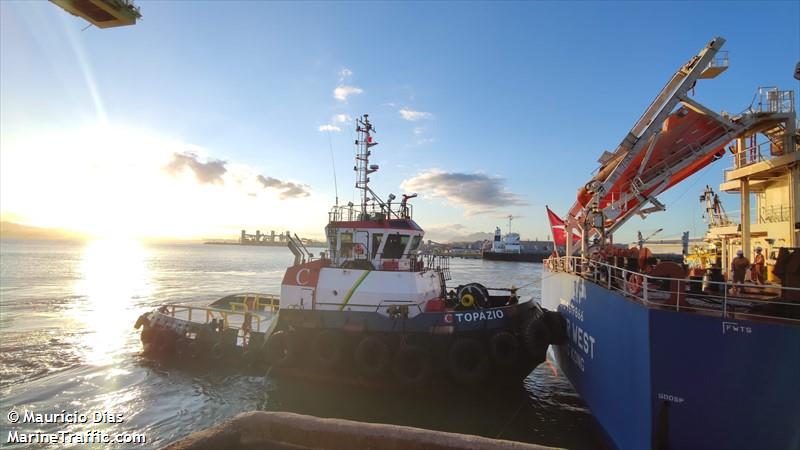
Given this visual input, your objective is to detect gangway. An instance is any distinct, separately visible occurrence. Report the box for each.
[564,37,797,253]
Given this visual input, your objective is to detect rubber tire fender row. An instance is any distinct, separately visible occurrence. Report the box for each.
[354,336,391,377]
[264,330,299,368]
[311,329,344,369]
[447,337,490,387]
[488,330,520,368]
[392,344,432,388]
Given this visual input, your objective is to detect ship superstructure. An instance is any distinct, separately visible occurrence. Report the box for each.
[543,37,799,450]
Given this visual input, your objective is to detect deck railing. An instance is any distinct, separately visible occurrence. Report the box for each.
[545,256,800,323]
[162,298,277,335]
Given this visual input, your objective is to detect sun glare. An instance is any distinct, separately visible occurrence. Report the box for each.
[71,238,152,366]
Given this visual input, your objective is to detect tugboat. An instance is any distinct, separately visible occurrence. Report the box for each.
[135,115,565,388]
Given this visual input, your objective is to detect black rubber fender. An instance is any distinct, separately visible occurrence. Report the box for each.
[448,337,490,386]
[392,345,431,388]
[210,342,226,361]
[354,336,391,377]
[310,329,344,369]
[522,312,551,356]
[187,340,201,360]
[542,310,568,345]
[488,330,520,368]
[152,329,176,357]
[140,326,155,345]
[133,313,149,330]
[174,337,191,358]
[241,348,262,370]
[264,330,298,368]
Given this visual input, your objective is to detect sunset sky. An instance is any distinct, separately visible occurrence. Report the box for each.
[1,1,798,242]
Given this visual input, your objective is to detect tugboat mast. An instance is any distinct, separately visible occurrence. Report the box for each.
[355,114,379,219]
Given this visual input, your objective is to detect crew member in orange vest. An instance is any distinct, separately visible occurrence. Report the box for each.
[730,250,750,294]
[751,247,766,285]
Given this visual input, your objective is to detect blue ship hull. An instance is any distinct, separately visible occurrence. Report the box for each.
[542,271,800,450]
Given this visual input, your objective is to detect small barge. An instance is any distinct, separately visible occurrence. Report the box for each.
[135,115,565,388]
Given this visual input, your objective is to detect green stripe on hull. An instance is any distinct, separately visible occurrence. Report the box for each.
[339,270,371,311]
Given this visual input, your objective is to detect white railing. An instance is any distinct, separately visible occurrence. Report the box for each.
[545,256,800,323]
[752,87,794,114]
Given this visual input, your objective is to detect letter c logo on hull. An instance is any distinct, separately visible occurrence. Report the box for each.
[296,268,311,285]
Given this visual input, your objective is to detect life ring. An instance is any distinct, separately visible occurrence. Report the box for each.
[310,329,343,369]
[521,312,550,358]
[354,243,365,255]
[627,274,643,295]
[392,345,431,387]
[488,331,520,368]
[448,337,490,386]
[264,330,298,368]
[354,336,391,377]
[542,311,568,345]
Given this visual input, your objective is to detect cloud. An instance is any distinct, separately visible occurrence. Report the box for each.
[164,152,227,185]
[424,223,495,243]
[333,114,352,123]
[333,85,363,101]
[256,175,310,199]
[338,68,353,81]
[413,127,424,135]
[401,170,527,215]
[399,108,432,121]
[164,151,310,199]
[318,124,341,132]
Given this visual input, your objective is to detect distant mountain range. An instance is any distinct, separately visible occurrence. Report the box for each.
[0,221,88,241]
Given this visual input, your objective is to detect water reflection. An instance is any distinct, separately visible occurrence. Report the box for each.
[71,239,152,365]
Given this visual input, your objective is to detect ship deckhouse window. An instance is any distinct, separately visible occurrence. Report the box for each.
[340,232,354,258]
[383,234,409,259]
[410,235,422,252]
[372,233,384,258]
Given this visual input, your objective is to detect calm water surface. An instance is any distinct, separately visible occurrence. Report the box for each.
[0,239,596,449]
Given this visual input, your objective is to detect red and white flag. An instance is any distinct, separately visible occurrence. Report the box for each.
[546,206,580,247]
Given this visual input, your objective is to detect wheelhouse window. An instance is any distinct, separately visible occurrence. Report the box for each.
[340,232,354,258]
[382,234,409,259]
[372,233,384,258]
[410,235,422,252]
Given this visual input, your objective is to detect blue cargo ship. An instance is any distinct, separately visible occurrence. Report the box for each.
[542,37,800,450]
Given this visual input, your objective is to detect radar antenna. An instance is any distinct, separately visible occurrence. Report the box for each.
[355,114,379,218]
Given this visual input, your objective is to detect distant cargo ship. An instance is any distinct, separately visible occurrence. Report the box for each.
[205,230,324,248]
[482,223,554,263]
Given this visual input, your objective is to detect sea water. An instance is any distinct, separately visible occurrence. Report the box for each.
[0,239,594,449]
